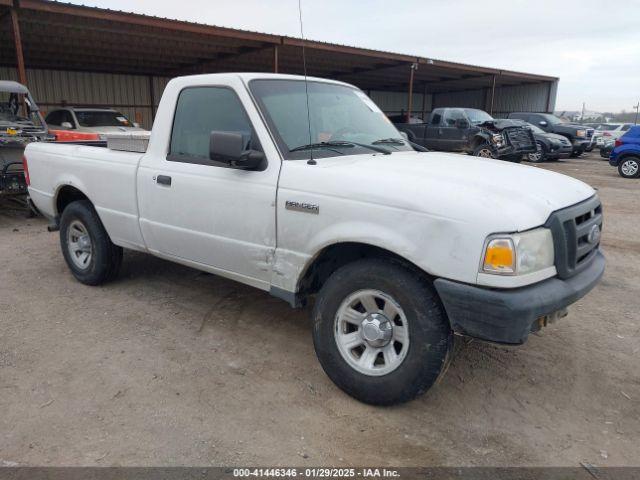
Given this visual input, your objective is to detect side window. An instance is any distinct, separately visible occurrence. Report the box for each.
[430,111,442,125]
[169,87,254,163]
[442,109,466,126]
[46,111,62,126]
[622,125,631,132]
[61,111,75,128]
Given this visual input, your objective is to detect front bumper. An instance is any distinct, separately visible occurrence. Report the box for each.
[433,251,605,345]
[547,144,573,159]
[572,139,591,152]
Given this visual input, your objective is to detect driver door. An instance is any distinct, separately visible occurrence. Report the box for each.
[137,85,280,288]
[439,109,468,151]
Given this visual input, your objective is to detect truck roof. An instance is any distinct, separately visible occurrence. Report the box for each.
[168,72,353,88]
[0,80,30,94]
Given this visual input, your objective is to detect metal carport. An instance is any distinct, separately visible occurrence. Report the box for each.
[1,0,559,128]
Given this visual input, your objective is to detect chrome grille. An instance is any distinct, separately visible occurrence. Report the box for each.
[545,196,603,279]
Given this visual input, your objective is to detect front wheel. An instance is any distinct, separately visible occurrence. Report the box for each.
[618,157,640,179]
[312,259,452,405]
[60,200,123,285]
[570,150,583,158]
[473,143,495,159]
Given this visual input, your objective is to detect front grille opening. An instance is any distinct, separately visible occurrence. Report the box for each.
[546,196,602,279]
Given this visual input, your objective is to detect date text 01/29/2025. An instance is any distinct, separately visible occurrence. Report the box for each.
[233,468,400,478]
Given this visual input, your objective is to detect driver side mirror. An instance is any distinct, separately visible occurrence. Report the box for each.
[538,120,548,127]
[61,121,73,129]
[455,118,470,129]
[209,131,264,170]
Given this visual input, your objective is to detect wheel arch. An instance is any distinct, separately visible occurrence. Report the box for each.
[55,184,94,217]
[470,133,491,150]
[296,241,431,304]
[617,152,640,161]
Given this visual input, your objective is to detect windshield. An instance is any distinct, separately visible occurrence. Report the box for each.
[249,79,413,160]
[465,109,494,125]
[541,114,565,124]
[524,122,545,134]
[0,91,43,128]
[75,110,132,127]
[597,124,620,131]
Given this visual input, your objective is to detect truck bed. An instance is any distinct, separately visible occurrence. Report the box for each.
[25,142,146,250]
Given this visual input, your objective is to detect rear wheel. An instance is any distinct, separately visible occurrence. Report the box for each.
[570,149,583,158]
[60,200,123,285]
[312,259,452,405]
[618,157,640,179]
[527,141,546,163]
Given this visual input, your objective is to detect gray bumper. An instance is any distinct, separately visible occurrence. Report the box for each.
[434,251,605,345]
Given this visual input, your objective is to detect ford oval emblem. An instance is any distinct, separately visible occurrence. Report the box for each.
[587,224,601,245]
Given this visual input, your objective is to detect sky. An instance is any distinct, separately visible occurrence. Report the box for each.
[67,0,640,112]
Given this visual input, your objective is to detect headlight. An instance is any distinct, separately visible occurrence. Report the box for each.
[491,133,505,146]
[576,130,586,138]
[481,228,554,275]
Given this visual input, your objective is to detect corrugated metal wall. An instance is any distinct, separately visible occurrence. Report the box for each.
[0,66,170,129]
[1,66,555,128]
[368,90,432,118]
[432,82,554,117]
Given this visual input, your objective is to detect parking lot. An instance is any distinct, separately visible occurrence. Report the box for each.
[0,152,638,467]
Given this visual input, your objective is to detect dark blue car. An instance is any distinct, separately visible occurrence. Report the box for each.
[609,125,640,178]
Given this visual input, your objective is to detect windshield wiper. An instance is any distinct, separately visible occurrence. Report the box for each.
[290,140,391,155]
[373,137,428,152]
[372,137,406,145]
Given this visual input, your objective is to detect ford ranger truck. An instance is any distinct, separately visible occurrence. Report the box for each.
[24,74,605,405]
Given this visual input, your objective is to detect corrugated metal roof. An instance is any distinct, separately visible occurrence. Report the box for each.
[0,0,558,94]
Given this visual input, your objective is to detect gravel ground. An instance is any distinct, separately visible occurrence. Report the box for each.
[0,152,638,467]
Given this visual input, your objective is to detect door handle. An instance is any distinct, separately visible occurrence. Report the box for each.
[156,175,172,186]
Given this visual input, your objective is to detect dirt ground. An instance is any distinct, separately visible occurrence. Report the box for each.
[0,152,638,467]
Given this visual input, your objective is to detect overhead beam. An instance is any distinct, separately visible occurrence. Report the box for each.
[331,61,410,79]
[163,43,273,76]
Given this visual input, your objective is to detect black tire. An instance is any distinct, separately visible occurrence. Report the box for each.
[472,143,496,159]
[570,150,583,158]
[526,141,547,163]
[618,156,640,179]
[59,200,123,285]
[312,259,452,405]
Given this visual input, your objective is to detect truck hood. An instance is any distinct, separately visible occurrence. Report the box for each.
[281,151,595,232]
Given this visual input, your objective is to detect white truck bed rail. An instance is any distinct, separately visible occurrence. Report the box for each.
[105,131,151,153]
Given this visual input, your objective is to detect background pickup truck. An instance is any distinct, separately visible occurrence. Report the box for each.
[393,107,536,162]
[25,73,605,405]
[507,112,594,157]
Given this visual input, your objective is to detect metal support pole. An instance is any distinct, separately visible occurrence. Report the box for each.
[273,44,279,73]
[489,75,497,115]
[406,63,417,123]
[421,83,427,120]
[148,75,156,122]
[10,7,27,86]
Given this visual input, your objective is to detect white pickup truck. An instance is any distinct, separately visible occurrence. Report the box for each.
[25,73,605,405]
